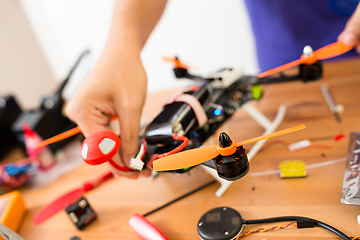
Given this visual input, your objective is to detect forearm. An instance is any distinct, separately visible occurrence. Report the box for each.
[103,0,168,57]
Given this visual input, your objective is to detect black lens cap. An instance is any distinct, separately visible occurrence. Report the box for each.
[197,207,243,240]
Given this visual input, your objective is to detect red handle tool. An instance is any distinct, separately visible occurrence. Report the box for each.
[129,213,168,240]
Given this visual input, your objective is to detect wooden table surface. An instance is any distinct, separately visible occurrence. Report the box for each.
[18,57,360,239]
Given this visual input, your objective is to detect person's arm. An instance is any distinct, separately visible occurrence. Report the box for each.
[338,2,360,53]
[66,0,168,178]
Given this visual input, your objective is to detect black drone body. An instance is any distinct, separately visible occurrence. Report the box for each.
[142,58,322,180]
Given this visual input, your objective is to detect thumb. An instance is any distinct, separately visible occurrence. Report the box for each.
[338,3,360,48]
[117,103,143,168]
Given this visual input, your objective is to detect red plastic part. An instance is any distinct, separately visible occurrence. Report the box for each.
[108,159,131,172]
[129,213,168,240]
[81,131,120,165]
[33,188,83,224]
[81,131,131,171]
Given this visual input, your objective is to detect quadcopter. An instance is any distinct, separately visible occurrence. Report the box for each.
[35,41,352,178]
[31,40,353,224]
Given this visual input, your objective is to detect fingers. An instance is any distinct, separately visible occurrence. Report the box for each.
[65,49,148,179]
[117,98,144,168]
[338,3,360,50]
[112,55,147,169]
[66,98,143,179]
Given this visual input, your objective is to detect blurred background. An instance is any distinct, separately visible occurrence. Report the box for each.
[0,0,258,110]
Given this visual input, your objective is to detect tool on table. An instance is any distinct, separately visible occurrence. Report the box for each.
[321,84,341,122]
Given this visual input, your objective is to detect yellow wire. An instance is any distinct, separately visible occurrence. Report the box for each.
[236,222,297,239]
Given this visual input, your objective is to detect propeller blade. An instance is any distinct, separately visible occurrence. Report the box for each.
[153,124,306,172]
[34,116,119,149]
[153,145,219,171]
[33,171,113,224]
[34,126,81,149]
[257,59,301,78]
[314,41,353,60]
[162,56,189,69]
[234,124,306,147]
[257,41,354,78]
[33,188,84,224]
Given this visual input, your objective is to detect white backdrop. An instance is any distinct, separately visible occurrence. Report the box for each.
[19,0,258,95]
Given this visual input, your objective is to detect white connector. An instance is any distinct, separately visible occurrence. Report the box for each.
[130,140,146,171]
[130,157,144,171]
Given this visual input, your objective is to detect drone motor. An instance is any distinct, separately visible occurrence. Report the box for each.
[212,132,250,181]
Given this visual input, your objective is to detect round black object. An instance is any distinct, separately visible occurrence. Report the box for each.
[213,147,249,181]
[197,207,243,240]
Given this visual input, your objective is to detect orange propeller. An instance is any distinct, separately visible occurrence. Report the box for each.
[153,124,306,171]
[162,56,189,69]
[34,116,119,149]
[258,41,353,78]
[34,126,81,149]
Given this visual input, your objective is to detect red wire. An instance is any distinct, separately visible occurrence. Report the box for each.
[108,159,131,172]
[141,138,147,159]
[160,134,189,158]
[149,134,189,165]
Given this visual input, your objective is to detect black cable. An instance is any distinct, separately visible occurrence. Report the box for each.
[56,49,90,95]
[243,216,351,240]
[143,180,216,217]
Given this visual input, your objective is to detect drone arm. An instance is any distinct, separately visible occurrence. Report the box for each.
[173,67,207,80]
[254,61,323,85]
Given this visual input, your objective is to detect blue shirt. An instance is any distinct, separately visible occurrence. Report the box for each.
[244,0,359,72]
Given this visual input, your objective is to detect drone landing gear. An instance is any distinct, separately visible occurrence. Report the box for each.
[202,103,286,197]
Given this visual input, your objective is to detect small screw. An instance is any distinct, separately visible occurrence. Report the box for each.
[223,207,227,211]
[198,222,203,226]
[224,231,229,236]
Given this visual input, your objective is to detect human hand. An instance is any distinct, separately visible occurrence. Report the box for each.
[66,49,151,179]
[338,3,360,54]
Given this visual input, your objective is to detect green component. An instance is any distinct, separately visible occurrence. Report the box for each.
[251,85,263,100]
[182,167,190,171]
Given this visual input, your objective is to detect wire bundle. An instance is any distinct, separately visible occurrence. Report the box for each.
[237,216,354,240]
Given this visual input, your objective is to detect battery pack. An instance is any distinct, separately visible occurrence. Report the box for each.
[0,191,26,232]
